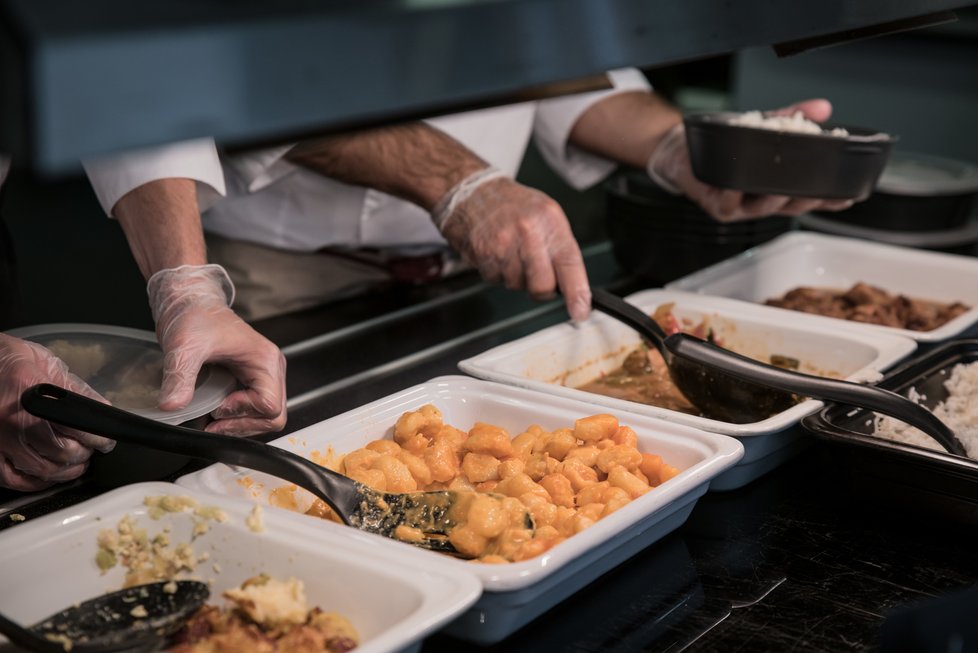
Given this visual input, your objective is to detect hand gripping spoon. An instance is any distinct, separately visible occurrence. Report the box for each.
[590,289,967,457]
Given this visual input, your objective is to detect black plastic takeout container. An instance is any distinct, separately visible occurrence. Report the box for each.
[801,339,978,522]
[684,111,896,200]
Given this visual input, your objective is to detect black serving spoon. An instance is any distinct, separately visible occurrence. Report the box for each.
[590,289,968,457]
[22,384,531,557]
[0,581,208,653]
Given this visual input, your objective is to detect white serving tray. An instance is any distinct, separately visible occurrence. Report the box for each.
[177,376,743,644]
[665,231,978,342]
[459,288,916,490]
[0,482,481,653]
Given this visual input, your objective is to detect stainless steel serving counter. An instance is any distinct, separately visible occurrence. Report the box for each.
[2,242,976,652]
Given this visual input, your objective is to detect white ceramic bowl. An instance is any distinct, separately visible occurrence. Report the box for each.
[0,482,480,653]
[176,376,743,644]
[665,231,978,342]
[459,288,916,490]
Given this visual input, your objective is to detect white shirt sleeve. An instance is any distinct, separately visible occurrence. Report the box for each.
[82,138,227,217]
[533,68,653,191]
[221,144,299,194]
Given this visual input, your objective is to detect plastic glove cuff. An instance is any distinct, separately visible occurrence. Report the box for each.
[645,123,685,196]
[147,263,236,315]
[431,166,507,231]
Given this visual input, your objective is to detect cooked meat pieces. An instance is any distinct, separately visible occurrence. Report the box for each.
[170,605,357,653]
[765,282,968,331]
[842,282,892,306]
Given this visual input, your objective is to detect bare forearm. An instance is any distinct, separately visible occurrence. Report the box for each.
[285,123,489,211]
[112,178,208,280]
[569,91,683,169]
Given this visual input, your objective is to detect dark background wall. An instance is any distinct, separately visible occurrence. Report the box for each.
[0,169,152,331]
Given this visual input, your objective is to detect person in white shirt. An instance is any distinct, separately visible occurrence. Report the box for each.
[0,150,286,492]
[86,70,853,324]
[80,151,288,437]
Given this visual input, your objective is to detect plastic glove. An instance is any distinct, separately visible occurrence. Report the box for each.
[147,264,287,436]
[0,333,115,492]
[647,98,856,222]
[434,171,592,323]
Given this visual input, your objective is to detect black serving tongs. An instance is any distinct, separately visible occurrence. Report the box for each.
[22,384,531,557]
[590,289,968,457]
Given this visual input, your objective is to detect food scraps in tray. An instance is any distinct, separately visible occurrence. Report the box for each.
[576,303,802,421]
[169,574,359,653]
[92,498,359,653]
[765,282,969,332]
[95,495,229,585]
[272,405,680,563]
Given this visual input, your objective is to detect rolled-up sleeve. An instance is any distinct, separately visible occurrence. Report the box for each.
[533,68,652,190]
[222,144,298,193]
[82,138,226,216]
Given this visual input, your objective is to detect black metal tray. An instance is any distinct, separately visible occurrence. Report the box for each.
[802,339,978,522]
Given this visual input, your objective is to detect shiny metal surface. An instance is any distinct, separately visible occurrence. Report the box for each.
[2,0,974,173]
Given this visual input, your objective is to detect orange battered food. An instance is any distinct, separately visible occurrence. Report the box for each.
[302,406,680,562]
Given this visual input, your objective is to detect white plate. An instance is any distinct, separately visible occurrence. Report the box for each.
[177,376,743,643]
[0,482,480,653]
[459,288,916,490]
[665,232,978,342]
[3,323,235,424]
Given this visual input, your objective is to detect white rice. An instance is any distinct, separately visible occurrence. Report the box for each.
[872,361,978,459]
[729,110,850,137]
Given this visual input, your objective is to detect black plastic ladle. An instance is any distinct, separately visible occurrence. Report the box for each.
[0,580,208,653]
[590,289,968,457]
[21,384,532,557]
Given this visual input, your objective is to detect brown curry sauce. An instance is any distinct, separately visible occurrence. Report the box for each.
[577,304,800,420]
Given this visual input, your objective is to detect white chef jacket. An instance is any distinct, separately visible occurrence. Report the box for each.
[84,68,651,252]
[83,138,227,216]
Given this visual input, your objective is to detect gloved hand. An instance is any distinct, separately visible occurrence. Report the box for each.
[433,169,592,323]
[148,264,287,436]
[0,333,115,491]
[647,98,856,222]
